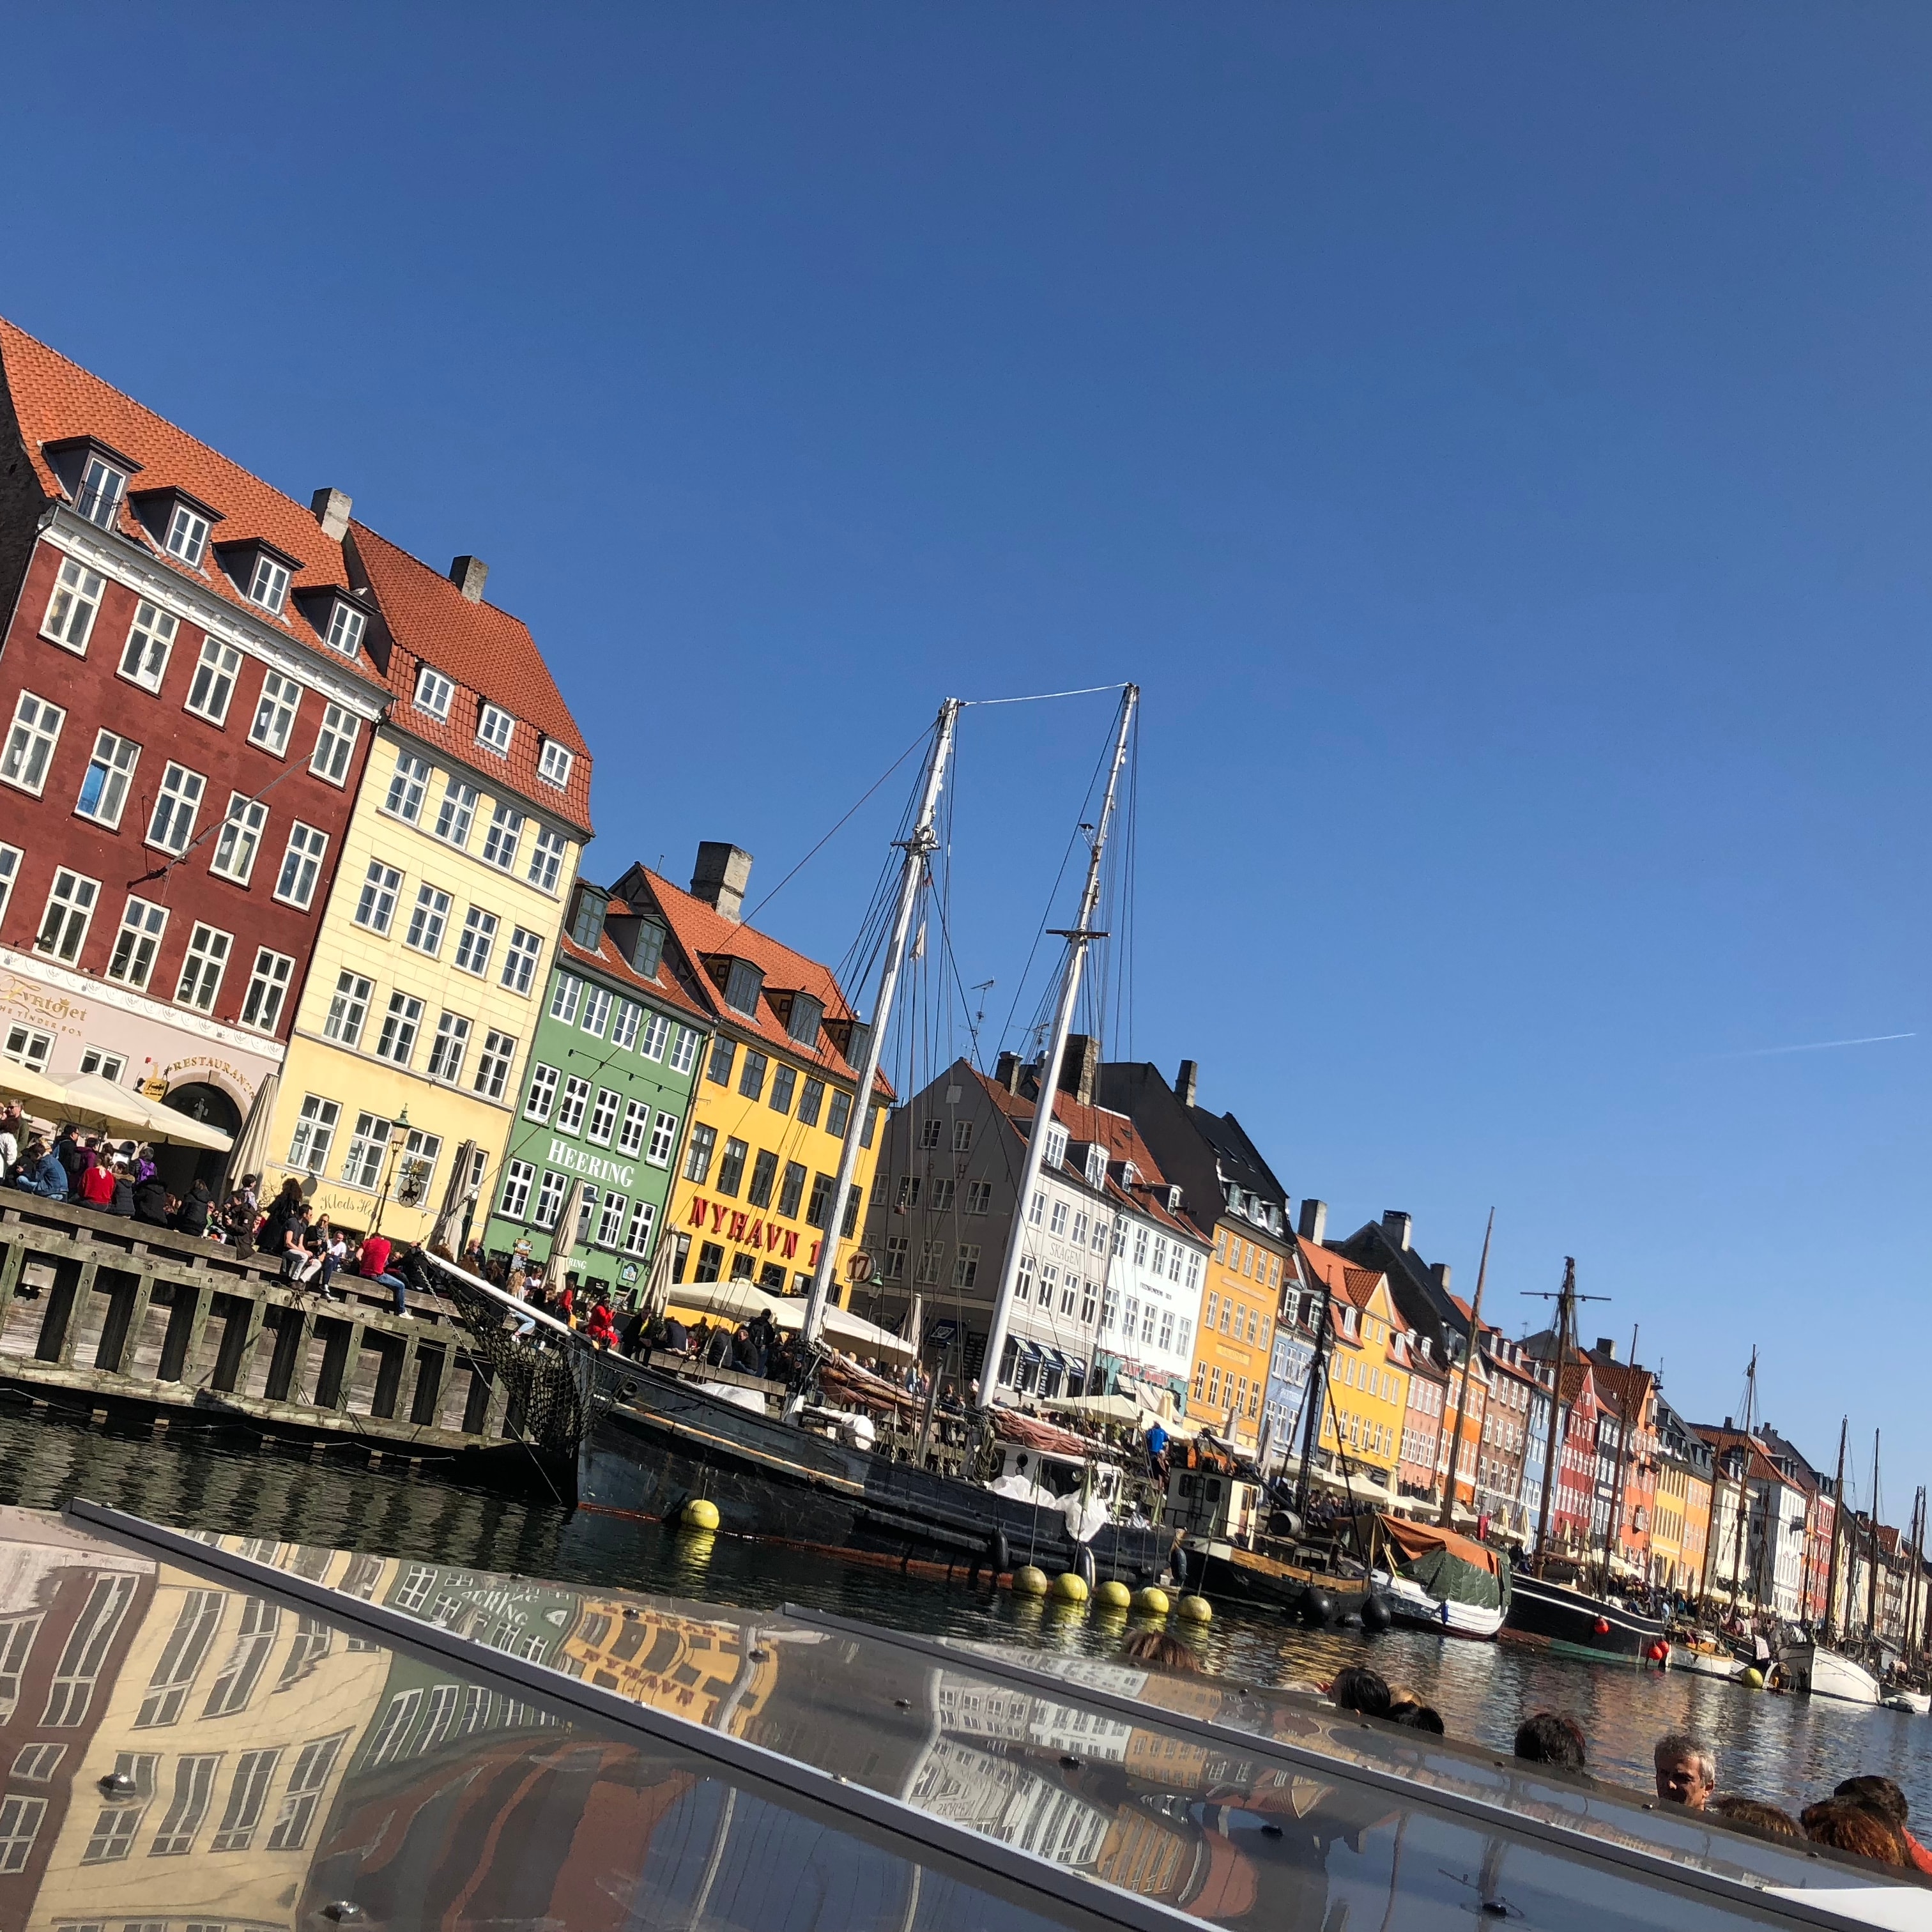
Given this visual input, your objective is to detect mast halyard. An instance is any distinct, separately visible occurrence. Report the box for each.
[1726,1347,1757,1614]
[1438,1208,1494,1530]
[1825,1416,1848,1643]
[977,684,1138,1407]
[1529,1257,1575,1575]
[1599,1321,1638,1598]
[795,698,961,1356]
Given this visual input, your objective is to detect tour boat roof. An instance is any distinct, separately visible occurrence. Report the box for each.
[6,1501,1928,1931]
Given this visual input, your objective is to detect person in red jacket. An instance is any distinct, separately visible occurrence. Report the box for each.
[584,1300,619,1350]
[77,1152,115,1209]
[358,1230,409,1315]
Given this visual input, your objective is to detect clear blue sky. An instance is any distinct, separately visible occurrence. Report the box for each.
[4,5,1928,1504]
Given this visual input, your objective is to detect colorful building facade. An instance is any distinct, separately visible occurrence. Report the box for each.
[262,525,591,1241]
[482,879,710,1297]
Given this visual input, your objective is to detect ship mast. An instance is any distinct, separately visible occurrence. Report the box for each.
[1824,1416,1847,1642]
[1437,1209,1493,1529]
[1599,1322,1639,1597]
[1529,1258,1575,1575]
[977,686,1137,1405]
[1726,1348,1757,1614]
[797,698,960,1353]
[1865,1429,1882,1644]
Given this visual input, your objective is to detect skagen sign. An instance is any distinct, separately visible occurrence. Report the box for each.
[546,1140,637,1190]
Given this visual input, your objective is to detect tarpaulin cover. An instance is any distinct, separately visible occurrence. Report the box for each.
[1377,1515,1511,1612]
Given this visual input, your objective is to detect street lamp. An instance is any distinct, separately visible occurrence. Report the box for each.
[372,1107,411,1235]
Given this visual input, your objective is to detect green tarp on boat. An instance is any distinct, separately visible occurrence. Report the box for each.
[1377,1515,1512,1613]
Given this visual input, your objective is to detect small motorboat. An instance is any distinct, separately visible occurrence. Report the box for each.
[1782,1638,1882,1706]
[1368,1515,1509,1640]
[1667,1637,1751,1683]
[1883,1689,1931,1715]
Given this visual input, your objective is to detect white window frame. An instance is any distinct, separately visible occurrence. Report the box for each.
[73,728,139,829]
[481,800,523,870]
[341,1111,393,1189]
[0,845,22,929]
[1,692,65,796]
[646,1110,678,1167]
[500,926,542,995]
[477,703,514,756]
[165,502,210,567]
[383,752,431,824]
[273,822,328,909]
[246,551,291,614]
[175,923,231,1013]
[146,762,205,855]
[617,1099,649,1157]
[40,557,104,654]
[527,825,567,894]
[524,1062,560,1123]
[498,1160,535,1220]
[118,599,178,690]
[414,664,453,718]
[288,1095,341,1174]
[310,703,358,786]
[453,905,498,976]
[183,638,243,726]
[240,947,295,1034]
[596,1192,628,1248]
[404,882,452,956]
[324,600,366,656]
[426,1011,471,1084]
[35,868,98,965]
[473,1028,516,1101]
[586,1087,620,1146]
[624,1197,656,1257]
[105,895,169,991]
[353,860,402,935]
[248,671,303,756]
[555,1075,591,1136]
[374,991,424,1066]
[433,779,478,848]
[533,1170,569,1230]
[538,739,573,788]
[210,792,268,885]
[323,970,373,1046]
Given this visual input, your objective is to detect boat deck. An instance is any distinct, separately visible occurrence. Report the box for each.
[2,1500,1928,1929]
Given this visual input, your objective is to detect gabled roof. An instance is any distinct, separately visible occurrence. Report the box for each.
[1581,1350,1654,1426]
[972,1065,1203,1244]
[349,521,592,834]
[1692,1425,1796,1493]
[615,865,888,1096]
[556,892,710,1025]
[1293,1236,1406,1354]
[0,316,385,678]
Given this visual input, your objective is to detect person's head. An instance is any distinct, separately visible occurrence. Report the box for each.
[1389,1701,1445,1734]
[1834,1775,1910,1828]
[1329,1667,1392,1719]
[1708,1796,1802,1839]
[1514,1712,1588,1770]
[1802,1799,1908,1866]
[1653,1731,1718,1809]
[1116,1629,1199,1672]
[278,1177,303,1204]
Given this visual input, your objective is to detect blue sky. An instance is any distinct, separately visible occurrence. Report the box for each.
[4,5,1929,1500]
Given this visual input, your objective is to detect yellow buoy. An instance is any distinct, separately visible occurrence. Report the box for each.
[1050,1571,1090,1604]
[1741,1666,1765,1690]
[1096,1579,1133,1609]
[680,1498,720,1531]
[1177,1594,1213,1624]
[1132,1585,1171,1616]
[1012,1565,1050,1596]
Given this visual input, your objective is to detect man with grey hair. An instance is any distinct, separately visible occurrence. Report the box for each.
[1654,1731,1717,1809]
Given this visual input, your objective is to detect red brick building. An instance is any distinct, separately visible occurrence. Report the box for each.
[0,320,388,1167]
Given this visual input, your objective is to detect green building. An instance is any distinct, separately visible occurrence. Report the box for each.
[482,878,710,1300]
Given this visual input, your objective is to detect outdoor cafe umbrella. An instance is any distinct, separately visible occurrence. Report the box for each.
[61,1074,233,1151]
[0,1061,80,1121]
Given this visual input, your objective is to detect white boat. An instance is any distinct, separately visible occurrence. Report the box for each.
[1784,1638,1882,1705]
[1668,1641,1750,1683]
[1883,1689,1931,1714]
[1372,1567,1507,1638]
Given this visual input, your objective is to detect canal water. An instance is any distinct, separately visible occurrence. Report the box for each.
[6,1398,1929,1825]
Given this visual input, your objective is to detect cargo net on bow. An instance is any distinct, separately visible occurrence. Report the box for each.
[415,1257,586,1457]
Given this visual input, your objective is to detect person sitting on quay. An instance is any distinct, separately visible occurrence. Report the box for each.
[105,1158,134,1217]
[77,1147,116,1211]
[356,1228,410,1315]
[14,1137,66,1198]
[172,1176,214,1238]
[1653,1731,1717,1810]
[584,1299,620,1350]
[131,1167,171,1227]
[53,1124,87,1195]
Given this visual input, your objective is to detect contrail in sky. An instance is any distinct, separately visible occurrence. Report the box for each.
[1720,1031,1917,1058]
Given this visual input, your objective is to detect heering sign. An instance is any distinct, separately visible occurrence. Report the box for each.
[546,1139,636,1190]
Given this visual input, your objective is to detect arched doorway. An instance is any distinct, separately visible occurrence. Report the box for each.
[153,1082,243,1197]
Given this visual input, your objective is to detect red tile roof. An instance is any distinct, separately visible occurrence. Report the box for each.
[349,521,592,834]
[0,318,381,680]
[631,866,891,1096]
[972,1066,1202,1241]
[556,895,710,1025]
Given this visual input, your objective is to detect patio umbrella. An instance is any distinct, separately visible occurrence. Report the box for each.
[768,1297,917,1366]
[664,1278,786,1324]
[0,1061,80,1121]
[221,1070,279,1185]
[62,1075,234,1151]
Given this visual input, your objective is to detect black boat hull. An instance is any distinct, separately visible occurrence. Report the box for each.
[1184,1546,1371,1625]
[1502,1572,1665,1660]
[579,1363,1172,1585]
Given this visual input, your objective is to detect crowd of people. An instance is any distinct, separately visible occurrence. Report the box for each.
[3,1109,213,1232]
[1322,1665,1932,1870]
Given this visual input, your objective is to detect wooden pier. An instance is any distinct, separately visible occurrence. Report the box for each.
[0,1193,542,1476]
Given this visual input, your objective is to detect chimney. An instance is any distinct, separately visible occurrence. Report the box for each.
[1431,1261,1453,1295]
[1175,1059,1199,1108]
[1059,1034,1099,1107]
[1297,1199,1328,1243]
[690,842,754,923]
[449,555,489,602]
[1381,1210,1412,1251]
[994,1050,1024,1093]
[1596,1337,1616,1360]
[1723,1415,1733,1432]
[310,487,353,542]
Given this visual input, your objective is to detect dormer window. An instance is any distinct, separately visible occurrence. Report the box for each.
[1084,1144,1107,1189]
[630,915,666,980]
[75,453,128,528]
[414,666,453,720]
[477,703,514,756]
[785,991,824,1048]
[1168,1185,1183,1213]
[247,551,291,613]
[165,500,210,564]
[325,599,367,656]
[539,739,573,788]
[1227,1185,1245,1215]
[569,881,606,951]
[1043,1123,1069,1169]
[1120,1160,1138,1191]
[723,958,765,1016]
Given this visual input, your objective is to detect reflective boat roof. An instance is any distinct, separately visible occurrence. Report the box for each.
[0,1501,1922,1932]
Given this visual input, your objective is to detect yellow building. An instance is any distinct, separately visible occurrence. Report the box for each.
[259,526,591,1241]
[610,851,885,1299]
[1298,1240,1408,1487]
